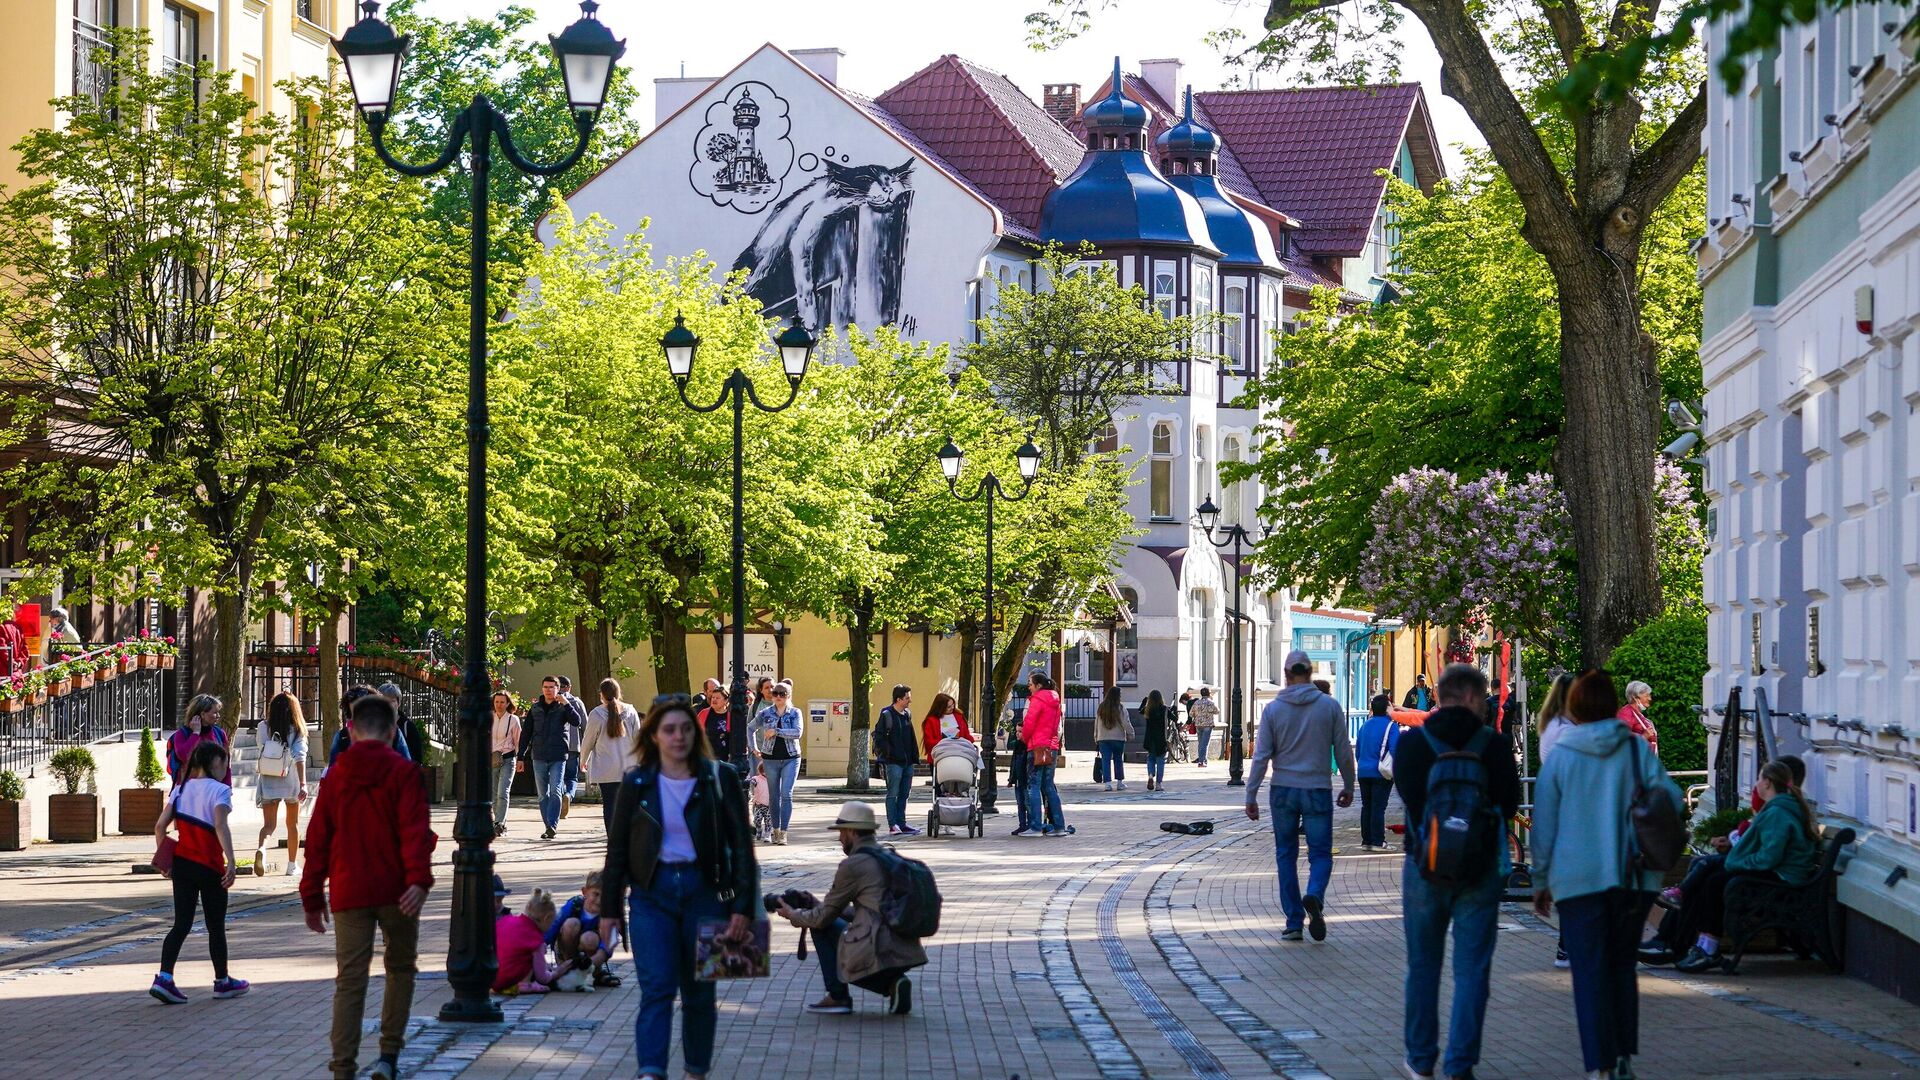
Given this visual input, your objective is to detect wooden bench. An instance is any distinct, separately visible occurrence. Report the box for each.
[1719,827,1856,974]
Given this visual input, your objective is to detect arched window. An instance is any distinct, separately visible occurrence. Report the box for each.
[1149,421,1175,520]
[1223,284,1246,369]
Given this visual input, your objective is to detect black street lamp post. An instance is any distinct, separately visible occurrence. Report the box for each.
[1197,495,1258,787]
[333,0,624,1024]
[937,435,1042,813]
[660,315,817,777]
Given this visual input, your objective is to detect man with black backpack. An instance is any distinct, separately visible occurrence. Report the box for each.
[777,801,932,1016]
[1389,663,1521,1080]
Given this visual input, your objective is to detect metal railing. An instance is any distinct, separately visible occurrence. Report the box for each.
[244,644,457,751]
[0,650,168,776]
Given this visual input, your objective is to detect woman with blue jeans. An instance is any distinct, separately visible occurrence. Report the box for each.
[598,694,759,1080]
[1017,673,1066,836]
[1092,686,1132,791]
[760,682,804,845]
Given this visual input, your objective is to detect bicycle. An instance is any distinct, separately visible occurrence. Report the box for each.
[1167,718,1192,764]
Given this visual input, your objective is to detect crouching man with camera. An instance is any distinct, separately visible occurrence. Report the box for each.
[776,801,929,1016]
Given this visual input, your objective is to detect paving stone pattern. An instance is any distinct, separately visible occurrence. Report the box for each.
[0,764,1916,1079]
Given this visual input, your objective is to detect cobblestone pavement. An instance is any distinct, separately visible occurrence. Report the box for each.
[2,761,1916,1079]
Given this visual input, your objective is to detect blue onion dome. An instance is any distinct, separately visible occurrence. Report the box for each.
[1160,86,1279,271]
[1156,87,1219,162]
[1040,60,1220,254]
[1081,57,1149,142]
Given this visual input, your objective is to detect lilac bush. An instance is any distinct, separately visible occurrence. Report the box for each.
[1359,467,1573,639]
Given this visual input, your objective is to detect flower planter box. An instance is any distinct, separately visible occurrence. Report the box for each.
[160,654,176,670]
[96,665,116,682]
[28,689,48,707]
[74,670,94,690]
[48,793,101,843]
[118,788,165,835]
[137,653,157,670]
[49,679,72,698]
[119,655,138,674]
[0,800,28,851]
[1,698,22,714]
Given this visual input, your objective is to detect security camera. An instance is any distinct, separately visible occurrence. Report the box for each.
[1662,431,1700,458]
[1667,400,1699,429]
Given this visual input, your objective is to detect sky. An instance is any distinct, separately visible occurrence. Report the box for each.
[422,0,1480,175]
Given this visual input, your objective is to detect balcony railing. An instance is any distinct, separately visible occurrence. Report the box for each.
[1,642,170,776]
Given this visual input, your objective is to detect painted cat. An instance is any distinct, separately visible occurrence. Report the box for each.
[732,159,914,331]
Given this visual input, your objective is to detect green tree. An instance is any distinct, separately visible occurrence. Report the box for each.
[962,247,1176,721]
[0,34,463,719]
[1232,158,1703,637]
[1033,0,1709,665]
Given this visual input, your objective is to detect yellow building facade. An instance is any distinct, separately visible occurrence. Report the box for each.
[0,0,353,191]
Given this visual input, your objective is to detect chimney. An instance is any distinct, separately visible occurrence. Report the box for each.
[1043,83,1082,126]
[792,47,846,86]
[1139,58,1182,109]
[654,76,716,127]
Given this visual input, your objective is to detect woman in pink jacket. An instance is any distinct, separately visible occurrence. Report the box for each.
[1017,672,1067,837]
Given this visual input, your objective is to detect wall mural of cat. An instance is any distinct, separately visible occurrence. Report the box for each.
[732,159,914,333]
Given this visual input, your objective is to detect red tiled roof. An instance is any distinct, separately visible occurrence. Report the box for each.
[1195,84,1427,257]
[875,55,1083,235]
[842,89,1036,240]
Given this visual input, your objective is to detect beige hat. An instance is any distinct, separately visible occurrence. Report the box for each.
[827,800,879,832]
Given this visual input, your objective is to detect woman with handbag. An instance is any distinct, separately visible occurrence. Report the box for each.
[1354,694,1398,851]
[1017,672,1067,836]
[1530,670,1683,1080]
[490,691,522,838]
[597,694,759,1080]
[150,739,247,1004]
[251,692,309,877]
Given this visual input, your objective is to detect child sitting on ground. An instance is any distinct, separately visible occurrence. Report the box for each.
[548,870,621,988]
[751,762,773,843]
[493,888,585,995]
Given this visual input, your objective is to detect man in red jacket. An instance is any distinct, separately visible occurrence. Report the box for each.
[302,695,436,1080]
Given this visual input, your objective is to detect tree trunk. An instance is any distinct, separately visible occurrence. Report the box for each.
[956,620,978,727]
[844,604,873,791]
[317,599,343,763]
[992,608,1046,733]
[1550,252,1664,666]
[644,595,692,696]
[573,617,611,694]
[208,588,248,734]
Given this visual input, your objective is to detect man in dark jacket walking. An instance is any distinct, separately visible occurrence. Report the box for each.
[302,695,436,1080]
[1391,663,1521,1080]
[873,685,921,836]
[519,676,580,839]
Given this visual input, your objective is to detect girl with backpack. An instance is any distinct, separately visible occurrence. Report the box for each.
[150,739,248,1004]
[1530,670,1684,1080]
[252,692,309,877]
[597,694,759,1080]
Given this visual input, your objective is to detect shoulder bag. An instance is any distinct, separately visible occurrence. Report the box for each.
[1030,745,1058,768]
[1627,737,1686,872]
[1376,724,1395,782]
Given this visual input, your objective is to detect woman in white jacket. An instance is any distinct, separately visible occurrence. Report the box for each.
[581,678,642,829]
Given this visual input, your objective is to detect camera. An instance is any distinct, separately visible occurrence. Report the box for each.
[762,888,819,913]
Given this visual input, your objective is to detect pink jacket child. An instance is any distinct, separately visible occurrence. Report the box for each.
[1022,687,1063,751]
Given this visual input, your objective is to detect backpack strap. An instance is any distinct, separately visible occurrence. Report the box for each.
[1463,726,1493,758]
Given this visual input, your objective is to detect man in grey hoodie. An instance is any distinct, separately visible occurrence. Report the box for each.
[1245,650,1355,942]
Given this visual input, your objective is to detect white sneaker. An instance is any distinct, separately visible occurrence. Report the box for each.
[284,860,299,877]
[1103,782,1114,791]
[1116,782,1127,791]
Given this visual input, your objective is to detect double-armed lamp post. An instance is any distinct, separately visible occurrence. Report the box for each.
[333,0,624,1023]
[937,435,1042,813]
[1196,495,1257,787]
[660,315,817,775]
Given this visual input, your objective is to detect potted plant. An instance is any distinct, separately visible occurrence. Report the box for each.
[0,770,28,851]
[95,651,116,681]
[47,662,74,699]
[47,746,100,842]
[73,660,95,690]
[0,677,24,714]
[119,727,166,835]
[159,636,177,669]
[27,672,49,706]
[118,642,139,674]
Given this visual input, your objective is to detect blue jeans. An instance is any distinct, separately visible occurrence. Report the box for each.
[1268,786,1333,929]
[765,756,799,830]
[1197,728,1212,764]
[1146,753,1166,783]
[1559,889,1653,1072]
[1025,759,1063,832]
[532,758,566,830]
[564,750,581,797]
[490,760,514,828]
[1401,857,1502,1077]
[883,763,913,831]
[810,916,910,1000]
[1097,740,1125,782]
[629,864,727,1078]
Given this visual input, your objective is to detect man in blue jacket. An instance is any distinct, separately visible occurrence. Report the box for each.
[518,676,580,840]
[873,685,921,836]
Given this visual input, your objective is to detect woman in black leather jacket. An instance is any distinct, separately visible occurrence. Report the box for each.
[599,694,760,1080]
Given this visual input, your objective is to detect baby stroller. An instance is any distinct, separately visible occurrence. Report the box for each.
[926,738,986,838]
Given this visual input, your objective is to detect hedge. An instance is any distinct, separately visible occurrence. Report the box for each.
[1608,609,1709,772]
